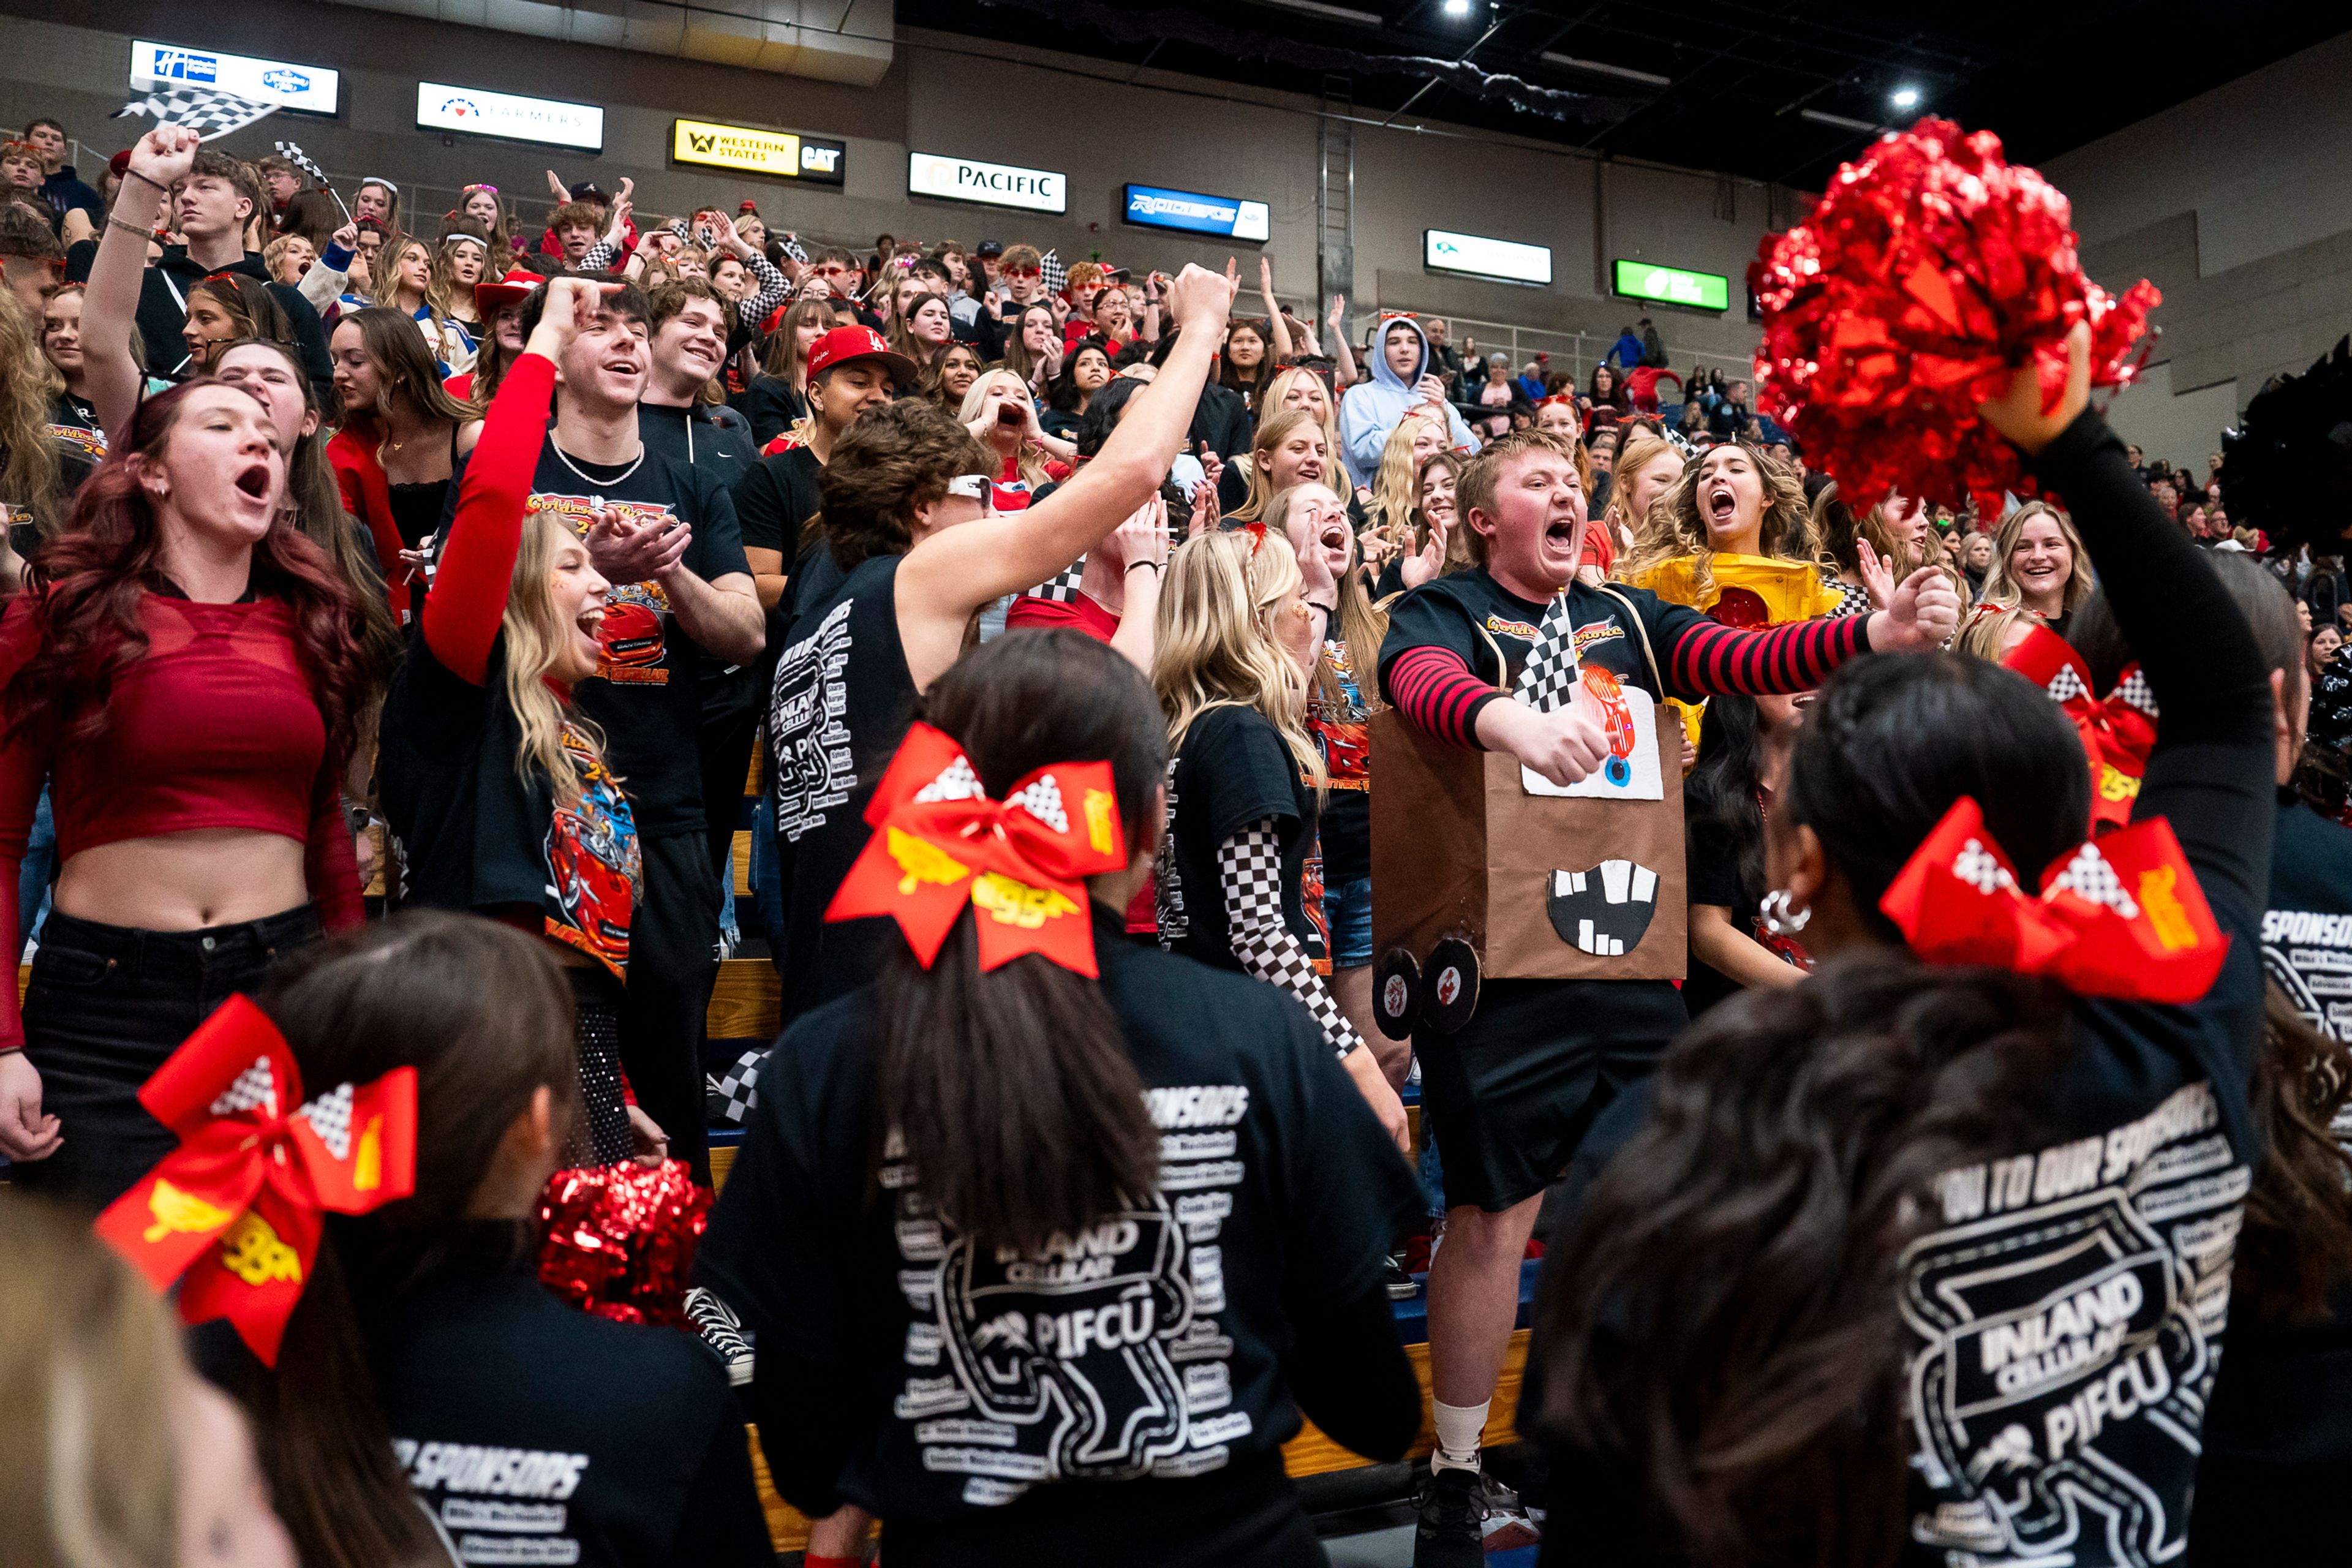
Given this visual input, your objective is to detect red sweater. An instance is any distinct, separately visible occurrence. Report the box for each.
[326,426,410,611]
[0,591,364,1047]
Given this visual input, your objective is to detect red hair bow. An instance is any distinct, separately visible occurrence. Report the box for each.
[824,723,1129,976]
[2002,627,2158,832]
[94,995,417,1365]
[1879,796,2226,1002]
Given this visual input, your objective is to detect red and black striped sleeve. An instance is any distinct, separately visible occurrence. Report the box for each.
[1662,611,1871,699]
[1387,645,1498,750]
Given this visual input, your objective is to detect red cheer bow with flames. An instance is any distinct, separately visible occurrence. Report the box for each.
[1879,796,2225,1003]
[824,722,1129,976]
[1749,118,2160,514]
[94,995,417,1364]
[2001,626,2160,833]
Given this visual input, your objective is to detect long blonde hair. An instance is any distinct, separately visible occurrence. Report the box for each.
[0,288,63,536]
[0,1196,187,1567]
[1602,429,1685,560]
[958,370,1050,487]
[1260,489,1386,717]
[1365,412,1444,544]
[504,511,612,807]
[1155,527,1324,784]
[1977,499,2096,617]
[1226,408,1329,526]
[1616,441,1813,601]
[1261,364,1343,469]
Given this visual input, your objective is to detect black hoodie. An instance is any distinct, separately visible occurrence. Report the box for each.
[136,245,333,394]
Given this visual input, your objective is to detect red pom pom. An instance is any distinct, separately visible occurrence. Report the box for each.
[535,1159,711,1329]
[1748,119,2160,513]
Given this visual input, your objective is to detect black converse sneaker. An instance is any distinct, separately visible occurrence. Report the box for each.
[1412,1463,1487,1568]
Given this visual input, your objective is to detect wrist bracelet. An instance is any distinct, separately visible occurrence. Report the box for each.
[106,214,156,241]
[121,167,168,194]
[1306,600,1336,616]
[1126,560,1161,574]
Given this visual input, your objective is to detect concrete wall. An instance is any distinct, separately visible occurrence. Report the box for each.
[2047,29,2352,458]
[0,0,1788,377]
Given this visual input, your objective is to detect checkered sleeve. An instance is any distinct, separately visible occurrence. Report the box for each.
[738,253,791,325]
[578,240,622,273]
[1219,821,1366,1060]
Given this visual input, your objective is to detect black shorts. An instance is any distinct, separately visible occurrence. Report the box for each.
[1413,977,1688,1212]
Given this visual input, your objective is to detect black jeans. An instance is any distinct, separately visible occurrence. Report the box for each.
[622,830,718,1185]
[12,904,322,1210]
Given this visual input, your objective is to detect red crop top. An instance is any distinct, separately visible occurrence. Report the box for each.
[0,590,364,1048]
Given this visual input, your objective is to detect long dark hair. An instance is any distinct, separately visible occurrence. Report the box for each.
[873,630,1165,1255]
[212,913,584,1568]
[333,305,473,436]
[1533,955,2077,1566]
[3,379,371,761]
[2236,986,2352,1324]
[1686,694,1768,899]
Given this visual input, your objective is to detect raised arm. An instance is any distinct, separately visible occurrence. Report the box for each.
[894,261,1238,687]
[302,225,356,315]
[84,126,194,444]
[1259,257,1293,361]
[421,278,611,683]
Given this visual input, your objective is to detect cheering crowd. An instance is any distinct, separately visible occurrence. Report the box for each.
[2,108,2349,1568]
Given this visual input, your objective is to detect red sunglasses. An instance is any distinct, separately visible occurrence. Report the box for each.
[1006,265,1042,279]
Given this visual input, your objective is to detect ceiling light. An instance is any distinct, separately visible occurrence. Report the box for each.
[1443,0,1472,15]
[1540,51,1672,88]
[1801,108,1885,134]
[1890,86,1921,109]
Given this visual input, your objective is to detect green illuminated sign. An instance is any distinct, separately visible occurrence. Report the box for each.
[1613,258,1730,312]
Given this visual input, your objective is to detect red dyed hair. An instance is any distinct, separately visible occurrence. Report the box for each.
[2,379,370,766]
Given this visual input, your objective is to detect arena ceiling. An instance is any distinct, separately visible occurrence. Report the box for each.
[902,1,2351,189]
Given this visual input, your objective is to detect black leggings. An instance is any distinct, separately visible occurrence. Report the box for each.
[12,904,322,1209]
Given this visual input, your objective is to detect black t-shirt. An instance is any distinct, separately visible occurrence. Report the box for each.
[1158,704,1324,971]
[379,631,642,978]
[1310,641,1373,889]
[767,551,918,1021]
[1679,779,1756,1019]
[734,375,807,448]
[380,1262,771,1567]
[2261,796,2352,1040]
[695,902,1420,1536]
[1377,565,1687,705]
[476,442,750,839]
[731,442,823,559]
[46,392,103,492]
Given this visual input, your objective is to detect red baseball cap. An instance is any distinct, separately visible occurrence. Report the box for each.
[475,266,544,314]
[807,324,915,386]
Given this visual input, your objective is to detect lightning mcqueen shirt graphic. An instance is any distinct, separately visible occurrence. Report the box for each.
[695,903,1419,1544]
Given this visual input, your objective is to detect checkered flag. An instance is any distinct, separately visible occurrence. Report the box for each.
[1025,559,1087,604]
[707,1049,763,1125]
[116,86,278,142]
[1514,592,1582,712]
[2114,665,2158,718]
[210,1057,280,1119]
[2050,841,2139,919]
[1040,249,1067,294]
[778,232,809,265]
[274,140,352,223]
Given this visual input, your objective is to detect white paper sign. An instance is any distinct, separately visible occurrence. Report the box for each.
[1521,684,1665,801]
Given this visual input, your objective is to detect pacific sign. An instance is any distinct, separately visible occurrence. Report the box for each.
[908,151,1067,214]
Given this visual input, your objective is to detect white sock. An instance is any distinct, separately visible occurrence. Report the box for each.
[1431,1398,1488,1473]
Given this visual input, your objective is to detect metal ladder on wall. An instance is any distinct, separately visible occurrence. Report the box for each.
[1318,75,1354,347]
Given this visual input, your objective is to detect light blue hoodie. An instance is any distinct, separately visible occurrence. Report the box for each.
[1338,315,1480,488]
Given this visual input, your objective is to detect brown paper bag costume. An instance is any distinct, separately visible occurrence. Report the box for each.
[1370,587,1686,1033]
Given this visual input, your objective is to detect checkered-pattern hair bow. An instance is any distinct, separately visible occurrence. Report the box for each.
[2002,627,2160,833]
[94,996,417,1365]
[825,722,1130,976]
[1878,796,2225,1002]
